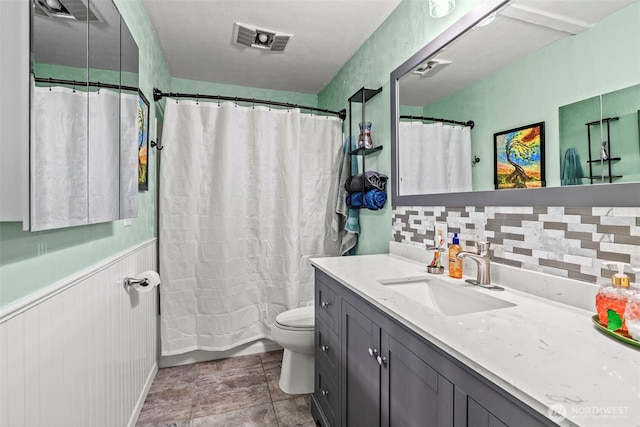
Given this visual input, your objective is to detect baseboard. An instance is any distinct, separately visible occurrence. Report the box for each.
[128,362,159,427]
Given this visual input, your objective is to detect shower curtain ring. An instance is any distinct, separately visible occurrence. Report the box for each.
[234,97,238,107]
[72,80,76,93]
[252,99,255,109]
[196,93,199,105]
[48,77,52,91]
[97,82,100,94]
[217,96,220,106]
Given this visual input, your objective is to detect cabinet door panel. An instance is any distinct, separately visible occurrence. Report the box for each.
[316,367,340,427]
[343,301,381,427]
[317,323,340,386]
[382,331,454,427]
[317,274,341,333]
[467,397,508,427]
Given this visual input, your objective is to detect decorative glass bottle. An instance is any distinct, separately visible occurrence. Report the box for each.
[358,121,373,149]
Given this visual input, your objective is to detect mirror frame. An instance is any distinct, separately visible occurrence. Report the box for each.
[390,0,640,207]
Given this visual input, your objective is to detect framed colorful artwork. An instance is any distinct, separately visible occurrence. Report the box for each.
[138,91,149,191]
[494,122,545,190]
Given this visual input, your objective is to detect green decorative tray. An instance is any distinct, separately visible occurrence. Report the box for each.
[591,315,640,348]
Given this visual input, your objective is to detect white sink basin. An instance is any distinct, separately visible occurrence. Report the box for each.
[378,276,516,316]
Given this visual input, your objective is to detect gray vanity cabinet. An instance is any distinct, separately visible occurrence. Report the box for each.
[311,268,556,427]
[343,301,382,426]
[381,326,455,427]
[342,294,455,427]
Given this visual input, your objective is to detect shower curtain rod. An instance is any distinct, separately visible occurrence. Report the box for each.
[152,88,347,120]
[33,77,138,93]
[400,114,474,129]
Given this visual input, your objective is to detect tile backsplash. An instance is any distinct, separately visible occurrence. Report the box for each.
[392,206,640,285]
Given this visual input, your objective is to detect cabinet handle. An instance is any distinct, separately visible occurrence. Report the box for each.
[376,355,388,367]
[320,301,330,308]
[368,347,378,358]
[321,345,329,352]
[321,389,330,397]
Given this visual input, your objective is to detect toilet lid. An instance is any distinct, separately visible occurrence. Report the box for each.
[275,306,314,330]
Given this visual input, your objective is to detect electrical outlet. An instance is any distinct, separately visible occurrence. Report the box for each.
[434,222,448,248]
[123,218,133,227]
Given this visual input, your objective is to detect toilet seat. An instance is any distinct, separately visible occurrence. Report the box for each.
[274,306,314,331]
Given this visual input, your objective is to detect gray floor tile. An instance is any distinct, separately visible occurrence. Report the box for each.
[190,402,278,427]
[273,395,314,427]
[136,350,314,427]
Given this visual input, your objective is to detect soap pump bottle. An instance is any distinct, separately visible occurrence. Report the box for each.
[448,232,463,279]
[595,262,634,332]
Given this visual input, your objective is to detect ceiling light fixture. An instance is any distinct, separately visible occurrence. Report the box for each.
[429,0,456,19]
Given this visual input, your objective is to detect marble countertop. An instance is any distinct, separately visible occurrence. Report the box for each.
[310,247,640,427]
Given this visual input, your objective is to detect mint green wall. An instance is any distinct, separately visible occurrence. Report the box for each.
[423,3,640,191]
[318,0,482,254]
[0,0,170,308]
[170,78,318,108]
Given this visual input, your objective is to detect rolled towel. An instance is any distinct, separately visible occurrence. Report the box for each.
[344,171,388,192]
[346,192,365,208]
[346,189,386,210]
[364,189,386,210]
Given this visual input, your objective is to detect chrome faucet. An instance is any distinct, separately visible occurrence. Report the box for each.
[456,241,492,286]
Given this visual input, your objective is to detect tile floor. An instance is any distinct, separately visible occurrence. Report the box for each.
[136,350,316,427]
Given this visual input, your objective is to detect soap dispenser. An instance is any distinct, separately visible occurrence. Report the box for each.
[595,262,634,332]
[448,232,463,279]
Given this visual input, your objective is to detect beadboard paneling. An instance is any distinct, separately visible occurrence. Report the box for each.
[0,239,158,427]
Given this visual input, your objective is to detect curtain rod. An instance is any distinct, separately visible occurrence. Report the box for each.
[33,77,138,93]
[400,115,474,129]
[153,88,347,120]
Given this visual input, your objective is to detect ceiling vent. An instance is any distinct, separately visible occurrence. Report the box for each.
[34,0,101,21]
[413,59,452,77]
[233,23,292,52]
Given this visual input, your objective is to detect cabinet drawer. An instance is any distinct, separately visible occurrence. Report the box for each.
[316,279,340,333]
[316,324,339,385]
[315,366,340,427]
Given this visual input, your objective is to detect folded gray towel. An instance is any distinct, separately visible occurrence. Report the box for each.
[345,171,388,193]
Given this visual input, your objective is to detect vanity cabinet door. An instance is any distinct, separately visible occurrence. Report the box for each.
[381,329,454,427]
[342,301,381,427]
[466,397,508,427]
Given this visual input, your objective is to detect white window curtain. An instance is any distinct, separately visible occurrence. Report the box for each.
[159,100,343,355]
[398,121,472,195]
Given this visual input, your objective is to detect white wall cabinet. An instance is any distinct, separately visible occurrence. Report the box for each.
[0,0,139,231]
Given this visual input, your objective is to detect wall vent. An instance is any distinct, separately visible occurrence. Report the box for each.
[233,22,292,52]
[34,0,101,21]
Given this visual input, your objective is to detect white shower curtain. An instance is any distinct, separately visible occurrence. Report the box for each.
[398,121,472,195]
[159,100,343,355]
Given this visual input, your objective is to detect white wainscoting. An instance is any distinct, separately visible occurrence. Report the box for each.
[0,239,158,427]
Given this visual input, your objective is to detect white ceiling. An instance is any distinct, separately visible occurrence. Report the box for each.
[141,0,403,94]
[400,0,638,107]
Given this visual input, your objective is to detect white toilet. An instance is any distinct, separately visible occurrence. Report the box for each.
[270,306,315,394]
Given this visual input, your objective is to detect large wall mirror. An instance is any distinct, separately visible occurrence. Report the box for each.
[31,0,139,231]
[391,0,640,207]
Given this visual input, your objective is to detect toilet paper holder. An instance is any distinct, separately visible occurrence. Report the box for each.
[124,277,150,287]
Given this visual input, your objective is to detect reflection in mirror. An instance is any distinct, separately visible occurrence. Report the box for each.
[120,17,140,219]
[559,84,640,186]
[31,0,89,230]
[88,0,121,223]
[31,0,139,230]
[392,0,640,207]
